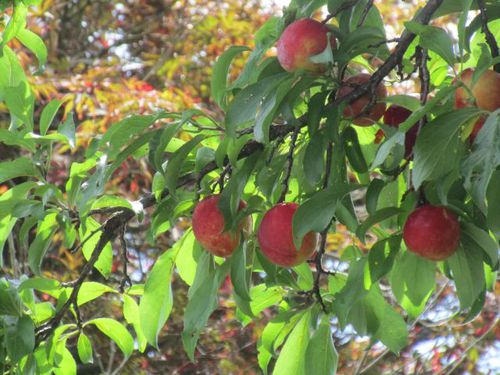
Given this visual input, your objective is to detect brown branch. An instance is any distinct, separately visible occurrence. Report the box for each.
[477,0,500,73]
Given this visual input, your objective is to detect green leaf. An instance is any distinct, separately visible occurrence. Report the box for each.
[0,129,35,151]
[0,278,22,316]
[333,257,368,327]
[305,316,338,375]
[211,46,250,109]
[77,282,116,306]
[344,127,368,173]
[390,251,435,307]
[0,45,27,88]
[307,91,328,135]
[53,342,76,375]
[28,212,58,275]
[273,310,311,375]
[151,121,182,173]
[16,28,47,73]
[195,147,215,173]
[182,256,230,361]
[0,1,27,45]
[293,184,359,250]
[447,246,485,310]
[139,245,179,348]
[461,223,499,268]
[99,112,169,159]
[366,178,385,215]
[413,107,482,188]
[405,22,455,65]
[0,157,37,185]
[225,73,289,137]
[5,315,35,362]
[368,235,401,283]
[462,110,500,211]
[219,151,261,228]
[486,169,500,236]
[174,229,199,286]
[356,207,403,243]
[77,333,93,364]
[58,114,76,149]
[231,242,252,301]
[3,81,34,129]
[303,132,326,186]
[253,77,294,143]
[123,294,147,352]
[164,134,204,195]
[86,318,134,358]
[350,285,408,353]
[18,277,60,293]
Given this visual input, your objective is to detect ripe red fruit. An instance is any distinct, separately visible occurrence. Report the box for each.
[455,68,500,112]
[192,195,252,257]
[337,73,387,126]
[403,205,460,261]
[383,104,419,157]
[277,18,337,73]
[257,202,319,267]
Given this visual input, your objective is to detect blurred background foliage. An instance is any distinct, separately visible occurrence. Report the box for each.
[0,0,499,374]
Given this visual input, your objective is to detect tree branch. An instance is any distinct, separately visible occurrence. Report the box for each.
[477,0,500,73]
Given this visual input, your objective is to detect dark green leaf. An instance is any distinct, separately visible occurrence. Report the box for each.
[391,251,436,307]
[307,91,328,135]
[462,110,500,211]
[461,223,498,268]
[356,207,403,243]
[5,315,35,362]
[293,184,359,250]
[230,242,251,301]
[447,246,485,310]
[303,132,326,186]
[413,107,482,188]
[344,127,368,173]
[305,315,338,375]
[28,212,58,275]
[368,235,401,283]
[165,134,204,195]
[366,178,385,215]
[0,279,22,316]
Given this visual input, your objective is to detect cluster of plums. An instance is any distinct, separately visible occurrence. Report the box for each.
[192,196,317,267]
[277,18,500,143]
[191,19,500,266]
[192,195,462,265]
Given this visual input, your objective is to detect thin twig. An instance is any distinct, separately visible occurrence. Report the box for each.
[477,0,500,73]
[438,315,499,375]
[357,0,374,27]
[322,0,360,24]
[118,225,131,293]
[278,126,300,203]
[71,225,104,254]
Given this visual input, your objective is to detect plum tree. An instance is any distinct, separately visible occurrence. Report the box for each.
[192,195,252,257]
[257,202,319,267]
[403,205,461,261]
[277,18,336,72]
[337,73,387,126]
